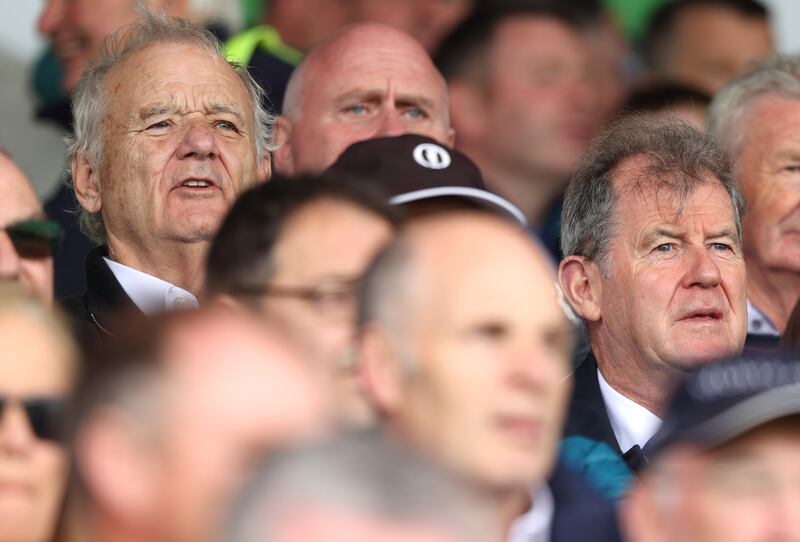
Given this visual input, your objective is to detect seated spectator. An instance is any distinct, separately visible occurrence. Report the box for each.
[709,56,800,353]
[205,175,399,427]
[559,116,747,474]
[70,308,328,542]
[358,212,621,541]
[623,355,800,541]
[61,12,271,340]
[272,23,454,176]
[0,285,78,542]
[643,0,773,95]
[623,82,712,131]
[0,148,60,304]
[435,4,601,240]
[221,432,493,542]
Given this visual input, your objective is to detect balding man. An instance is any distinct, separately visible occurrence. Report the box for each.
[272,23,455,176]
[0,149,60,304]
[358,212,620,542]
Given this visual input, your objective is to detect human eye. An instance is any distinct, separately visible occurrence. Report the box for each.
[710,242,733,252]
[145,119,171,131]
[401,106,427,120]
[214,120,241,133]
[653,243,674,253]
[343,103,369,116]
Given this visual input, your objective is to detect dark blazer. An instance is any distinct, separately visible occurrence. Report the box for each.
[550,463,623,542]
[60,246,144,344]
[565,353,621,456]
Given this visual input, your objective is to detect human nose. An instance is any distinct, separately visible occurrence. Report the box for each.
[684,245,722,288]
[37,0,66,36]
[0,232,21,282]
[506,339,564,392]
[177,120,219,160]
[0,404,36,455]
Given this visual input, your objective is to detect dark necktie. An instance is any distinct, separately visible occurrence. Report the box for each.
[621,442,650,472]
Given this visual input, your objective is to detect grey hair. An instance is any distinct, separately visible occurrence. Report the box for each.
[709,54,800,160]
[67,9,273,244]
[222,433,493,542]
[561,114,744,274]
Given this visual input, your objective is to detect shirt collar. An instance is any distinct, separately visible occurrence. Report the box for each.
[506,484,554,542]
[597,369,662,453]
[104,258,199,315]
[747,299,780,336]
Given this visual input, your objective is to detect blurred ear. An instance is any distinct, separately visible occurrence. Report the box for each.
[256,150,271,183]
[76,408,159,525]
[559,256,602,322]
[271,116,294,176]
[447,81,487,144]
[72,155,102,213]
[358,324,406,415]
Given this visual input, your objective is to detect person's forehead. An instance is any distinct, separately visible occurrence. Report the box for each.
[104,41,250,110]
[741,96,800,150]
[0,155,42,226]
[493,15,582,53]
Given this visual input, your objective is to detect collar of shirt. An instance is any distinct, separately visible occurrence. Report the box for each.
[747,299,780,336]
[104,258,199,315]
[597,369,662,453]
[506,484,554,542]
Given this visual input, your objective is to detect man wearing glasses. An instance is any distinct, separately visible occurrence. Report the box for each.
[206,174,399,427]
[0,148,61,304]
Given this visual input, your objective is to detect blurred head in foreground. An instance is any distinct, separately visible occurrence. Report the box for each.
[0,285,77,542]
[70,308,329,542]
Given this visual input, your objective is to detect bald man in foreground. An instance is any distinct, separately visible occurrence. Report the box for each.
[272,23,455,175]
[0,148,59,303]
[358,212,621,542]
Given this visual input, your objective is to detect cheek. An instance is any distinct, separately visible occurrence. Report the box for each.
[31,446,69,501]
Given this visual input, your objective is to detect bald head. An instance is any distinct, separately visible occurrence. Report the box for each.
[274,23,454,175]
[359,212,572,492]
[0,152,53,303]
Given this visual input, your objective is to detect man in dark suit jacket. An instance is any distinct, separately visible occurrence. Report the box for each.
[559,116,749,475]
[60,13,271,340]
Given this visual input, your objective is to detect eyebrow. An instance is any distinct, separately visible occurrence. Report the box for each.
[334,89,437,111]
[641,226,739,247]
[138,103,246,123]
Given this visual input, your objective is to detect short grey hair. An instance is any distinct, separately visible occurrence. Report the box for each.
[561,114,744,273]
[67,10,273,244]
[222,433,493,542]
[709,54,800,160]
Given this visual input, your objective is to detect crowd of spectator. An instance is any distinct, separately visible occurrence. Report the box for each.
[3,0,800,541]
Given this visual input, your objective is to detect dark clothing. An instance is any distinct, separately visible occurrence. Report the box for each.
[45,184,94,299]
[246,46,296,114]
[743,332,782,358]
[565,353,622,456]
[60,246,143,344]
[550,463,623,542]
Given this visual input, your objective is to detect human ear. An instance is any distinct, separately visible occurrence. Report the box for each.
[559,255,603,322]
[72,154,102,213]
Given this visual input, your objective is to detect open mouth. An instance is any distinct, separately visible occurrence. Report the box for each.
[174,178,219,190]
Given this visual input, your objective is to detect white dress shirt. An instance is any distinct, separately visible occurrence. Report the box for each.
[507,484,554,542]
[104,258,198,315]
[747,299,779,336]
[597,369,661,453]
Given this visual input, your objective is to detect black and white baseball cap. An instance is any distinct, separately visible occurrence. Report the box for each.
[325,134,527,226]
[646,356,800,461]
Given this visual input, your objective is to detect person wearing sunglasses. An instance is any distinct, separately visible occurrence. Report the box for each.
[0,150,60,305]
[0,284,77,542]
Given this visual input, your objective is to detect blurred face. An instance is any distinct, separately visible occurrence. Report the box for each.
[480,16,599,182]
[596,164,747,373]
[737,97,800,278]
[155,317,329,542]
[627,420,800,542]
[260,200,393,425]
[0,156,53,304]
[0,313,71,542]
[386,218,572,490]
[86,42,267,252]
[661,6,773,95]
[37,0,184,95]
[352,0,473,52]
[275,26,454,175]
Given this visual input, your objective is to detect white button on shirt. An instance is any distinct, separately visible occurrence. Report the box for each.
[104,258,199,315]
[507,485,554,542]
[597,369,662,453]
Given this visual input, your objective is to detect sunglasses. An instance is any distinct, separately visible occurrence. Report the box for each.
[0,397,67,443]
[5,219,63,259]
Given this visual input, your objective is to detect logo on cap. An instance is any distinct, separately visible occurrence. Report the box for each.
[413,143,451,170]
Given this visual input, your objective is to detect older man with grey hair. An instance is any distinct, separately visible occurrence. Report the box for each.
[61,11,271,339]
[559,115,748,475]
[708,55,800,348]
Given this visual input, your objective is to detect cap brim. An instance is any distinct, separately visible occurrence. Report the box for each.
[390,187,528,227]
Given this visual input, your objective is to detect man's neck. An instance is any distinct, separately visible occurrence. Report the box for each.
[106,237,208,297]
[459,146,566,228]
[745,258,800,333]
[590,334,682,417]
